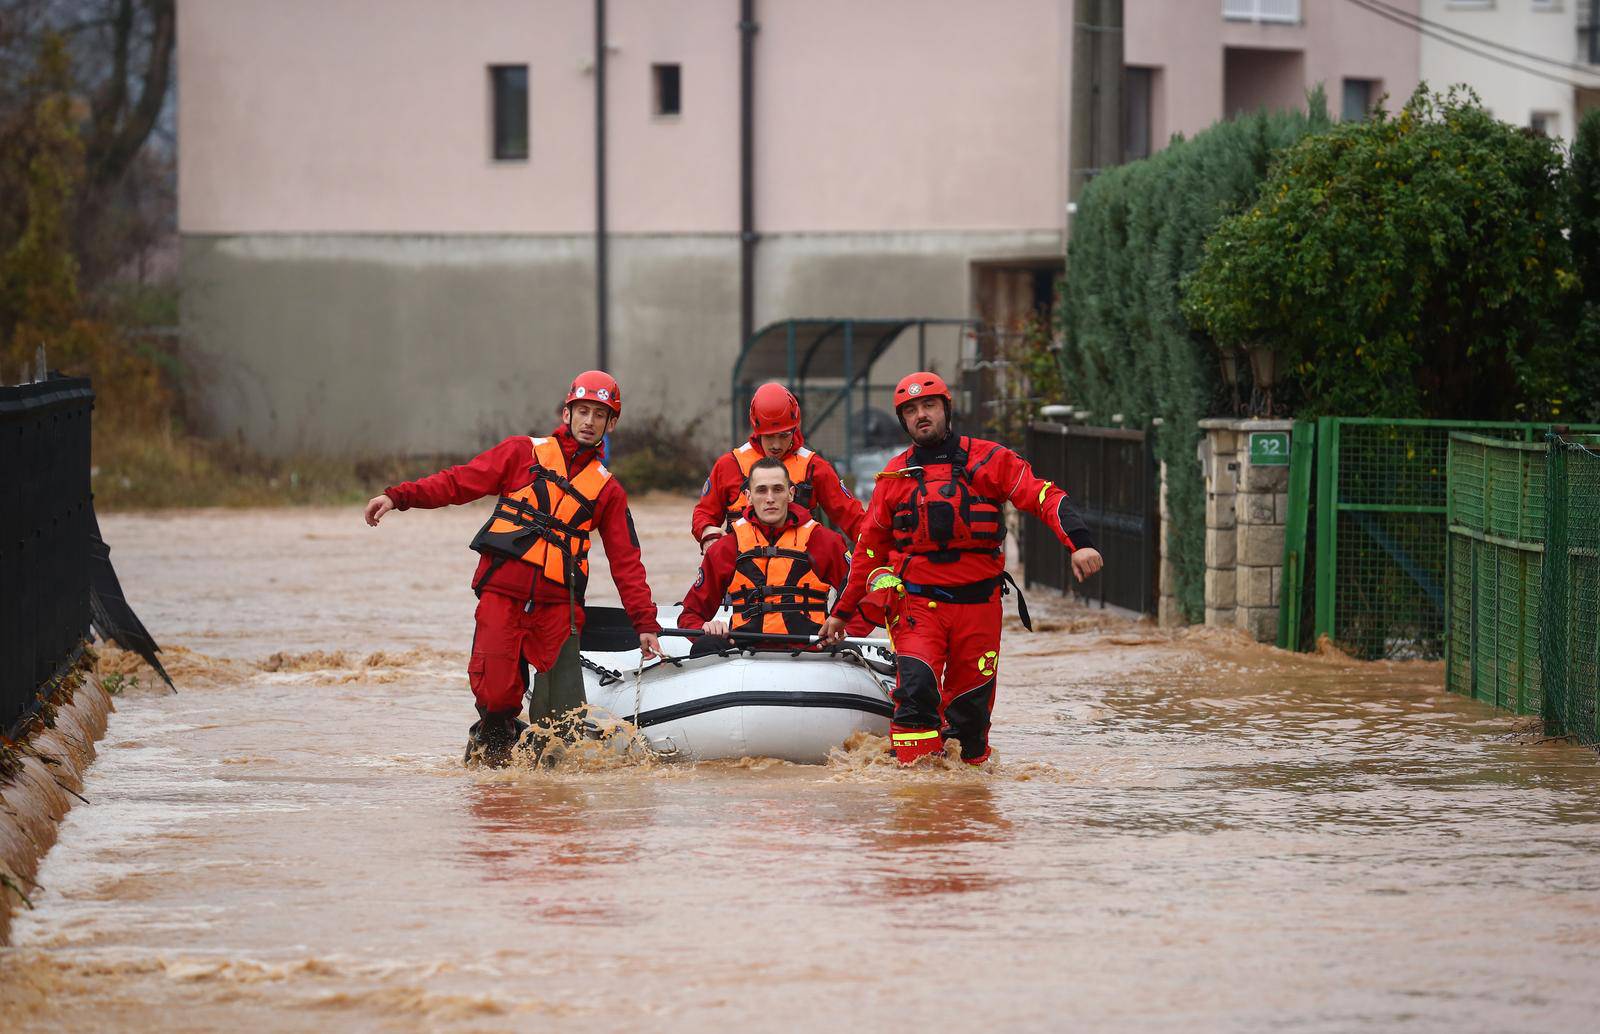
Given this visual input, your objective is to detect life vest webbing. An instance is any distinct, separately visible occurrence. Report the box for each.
[726,518,831,636]
[469,438,611,595]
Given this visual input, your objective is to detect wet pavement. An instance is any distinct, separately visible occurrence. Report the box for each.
[3,499,1599,1032]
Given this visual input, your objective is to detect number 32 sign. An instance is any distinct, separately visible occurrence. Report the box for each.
[1249,431,1290,466]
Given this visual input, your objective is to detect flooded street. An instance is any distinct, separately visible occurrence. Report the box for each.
[4,498,1600,1032]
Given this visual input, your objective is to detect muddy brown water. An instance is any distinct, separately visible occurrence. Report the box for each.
[3,499,1600,1032]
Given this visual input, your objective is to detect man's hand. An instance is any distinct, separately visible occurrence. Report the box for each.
[1070,547,1104,583]
[638,633,664,660]
[698,528,723,555]
[364,494,396,526]
[704,619,730,638]
[817,616,848,646]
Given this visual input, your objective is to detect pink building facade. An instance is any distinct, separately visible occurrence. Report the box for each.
[178,0,1420,456]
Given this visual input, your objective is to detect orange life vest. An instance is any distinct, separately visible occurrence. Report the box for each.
[724,442,816,529]
[726,517,833,637]
[470,436,612,593]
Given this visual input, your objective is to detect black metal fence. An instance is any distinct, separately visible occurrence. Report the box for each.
[1,376,95,735]
[1023,422,1160,615]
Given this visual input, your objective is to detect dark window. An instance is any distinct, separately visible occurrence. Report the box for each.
[1341,78,1378,122]
[490,64,529,160]
[1123,66,1154,163]
[653,63,681,116]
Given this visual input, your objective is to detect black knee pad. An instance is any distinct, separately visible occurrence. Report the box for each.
[944,677,996,760]
[893,656,941,729]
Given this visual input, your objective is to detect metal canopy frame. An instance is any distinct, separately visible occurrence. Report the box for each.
[729,318,975,473]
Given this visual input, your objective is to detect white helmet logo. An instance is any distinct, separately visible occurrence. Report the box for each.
[907,384,923,396]
[596,388,611,401]
[574,386,587,397]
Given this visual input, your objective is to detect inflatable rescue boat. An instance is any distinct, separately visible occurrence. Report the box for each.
[580,605,893,763]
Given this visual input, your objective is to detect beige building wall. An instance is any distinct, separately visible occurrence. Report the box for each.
[1420,0,1593,140]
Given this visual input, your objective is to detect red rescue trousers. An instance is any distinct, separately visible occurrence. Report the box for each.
[884,592,1002,763]
[468,592,585,715]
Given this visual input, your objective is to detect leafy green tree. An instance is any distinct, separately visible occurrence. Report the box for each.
[1565,107,1600,424]
[0,33,82,370]
[1182,86,1572,420]
[1059,95,1330,621]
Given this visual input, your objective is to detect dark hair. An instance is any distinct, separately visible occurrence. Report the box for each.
[747,457,792,485]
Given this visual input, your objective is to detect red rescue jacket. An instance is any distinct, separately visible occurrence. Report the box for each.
[831,434,1094,622]
[680,504,875,636]
[384,425,662,635]
[691,432,865,544]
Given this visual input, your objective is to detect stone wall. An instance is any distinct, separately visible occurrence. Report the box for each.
[1198,418,1293,642]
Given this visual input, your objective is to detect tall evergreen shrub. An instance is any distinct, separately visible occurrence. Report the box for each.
[1059,96,1329,621]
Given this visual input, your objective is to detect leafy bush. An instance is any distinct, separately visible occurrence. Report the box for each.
[1059,95,1330,621]
[1182,86,1572,420]
[1565,108,1600,424]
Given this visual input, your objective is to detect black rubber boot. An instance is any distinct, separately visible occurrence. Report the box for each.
[463,709,529,769]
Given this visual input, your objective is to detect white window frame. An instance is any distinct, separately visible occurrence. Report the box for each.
[1223,0,1301,24]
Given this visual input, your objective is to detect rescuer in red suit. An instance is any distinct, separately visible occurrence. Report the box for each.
[680,457,877,655]
[691,382,865,552]
[819,372,1103,766]
[364,371,664,767]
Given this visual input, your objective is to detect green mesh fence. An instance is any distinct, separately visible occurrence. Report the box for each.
[1311,419,1600,660]
[1541,435,1600,747]
[1445,434,1547,715]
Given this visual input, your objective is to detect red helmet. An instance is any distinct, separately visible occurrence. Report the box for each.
[749,382,801,436]
[893,372,952,412]
[565,370,621,416]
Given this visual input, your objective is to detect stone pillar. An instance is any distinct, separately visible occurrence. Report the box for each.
[1199,418,1294,641]
[1198,420,1239,628]
[1157,460,1182,627]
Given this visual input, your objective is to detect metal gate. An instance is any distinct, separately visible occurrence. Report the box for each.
[1276,417,1600,659]
[1022,422,1159,614]
[1,376,95,735]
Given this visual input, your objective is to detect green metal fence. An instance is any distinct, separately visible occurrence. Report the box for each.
[1444,433,1547,714]
[1540,435,1600,746]
[1279,418,1599,659]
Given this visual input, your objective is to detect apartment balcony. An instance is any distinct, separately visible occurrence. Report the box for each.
[1224,0,1301,24]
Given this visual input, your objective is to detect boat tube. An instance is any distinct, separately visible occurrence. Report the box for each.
[580,605,893,763]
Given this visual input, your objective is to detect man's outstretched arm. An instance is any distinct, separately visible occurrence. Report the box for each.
[366,437,528,524]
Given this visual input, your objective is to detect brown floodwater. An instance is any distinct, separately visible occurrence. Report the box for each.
[3,499,1599,1032]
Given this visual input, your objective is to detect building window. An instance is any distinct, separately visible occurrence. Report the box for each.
[652,63,681,117]
[1223,0,1301,23]
[1530,111,1560,136]
[490,65,529,160]
[1342,78,1379,121]
[1124,67,1154,162]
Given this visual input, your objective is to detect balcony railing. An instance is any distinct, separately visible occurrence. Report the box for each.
[1582,0,1600,65]
[1224,0,1301,23]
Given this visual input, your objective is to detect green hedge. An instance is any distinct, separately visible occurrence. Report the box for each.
[1058,98,1329,621]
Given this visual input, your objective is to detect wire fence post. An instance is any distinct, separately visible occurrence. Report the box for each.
[1541,436,1569,734]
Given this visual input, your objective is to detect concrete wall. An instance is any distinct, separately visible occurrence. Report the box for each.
[178,1,1071,454]
[182,229,1054,456]
[1420,0,1592,139]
